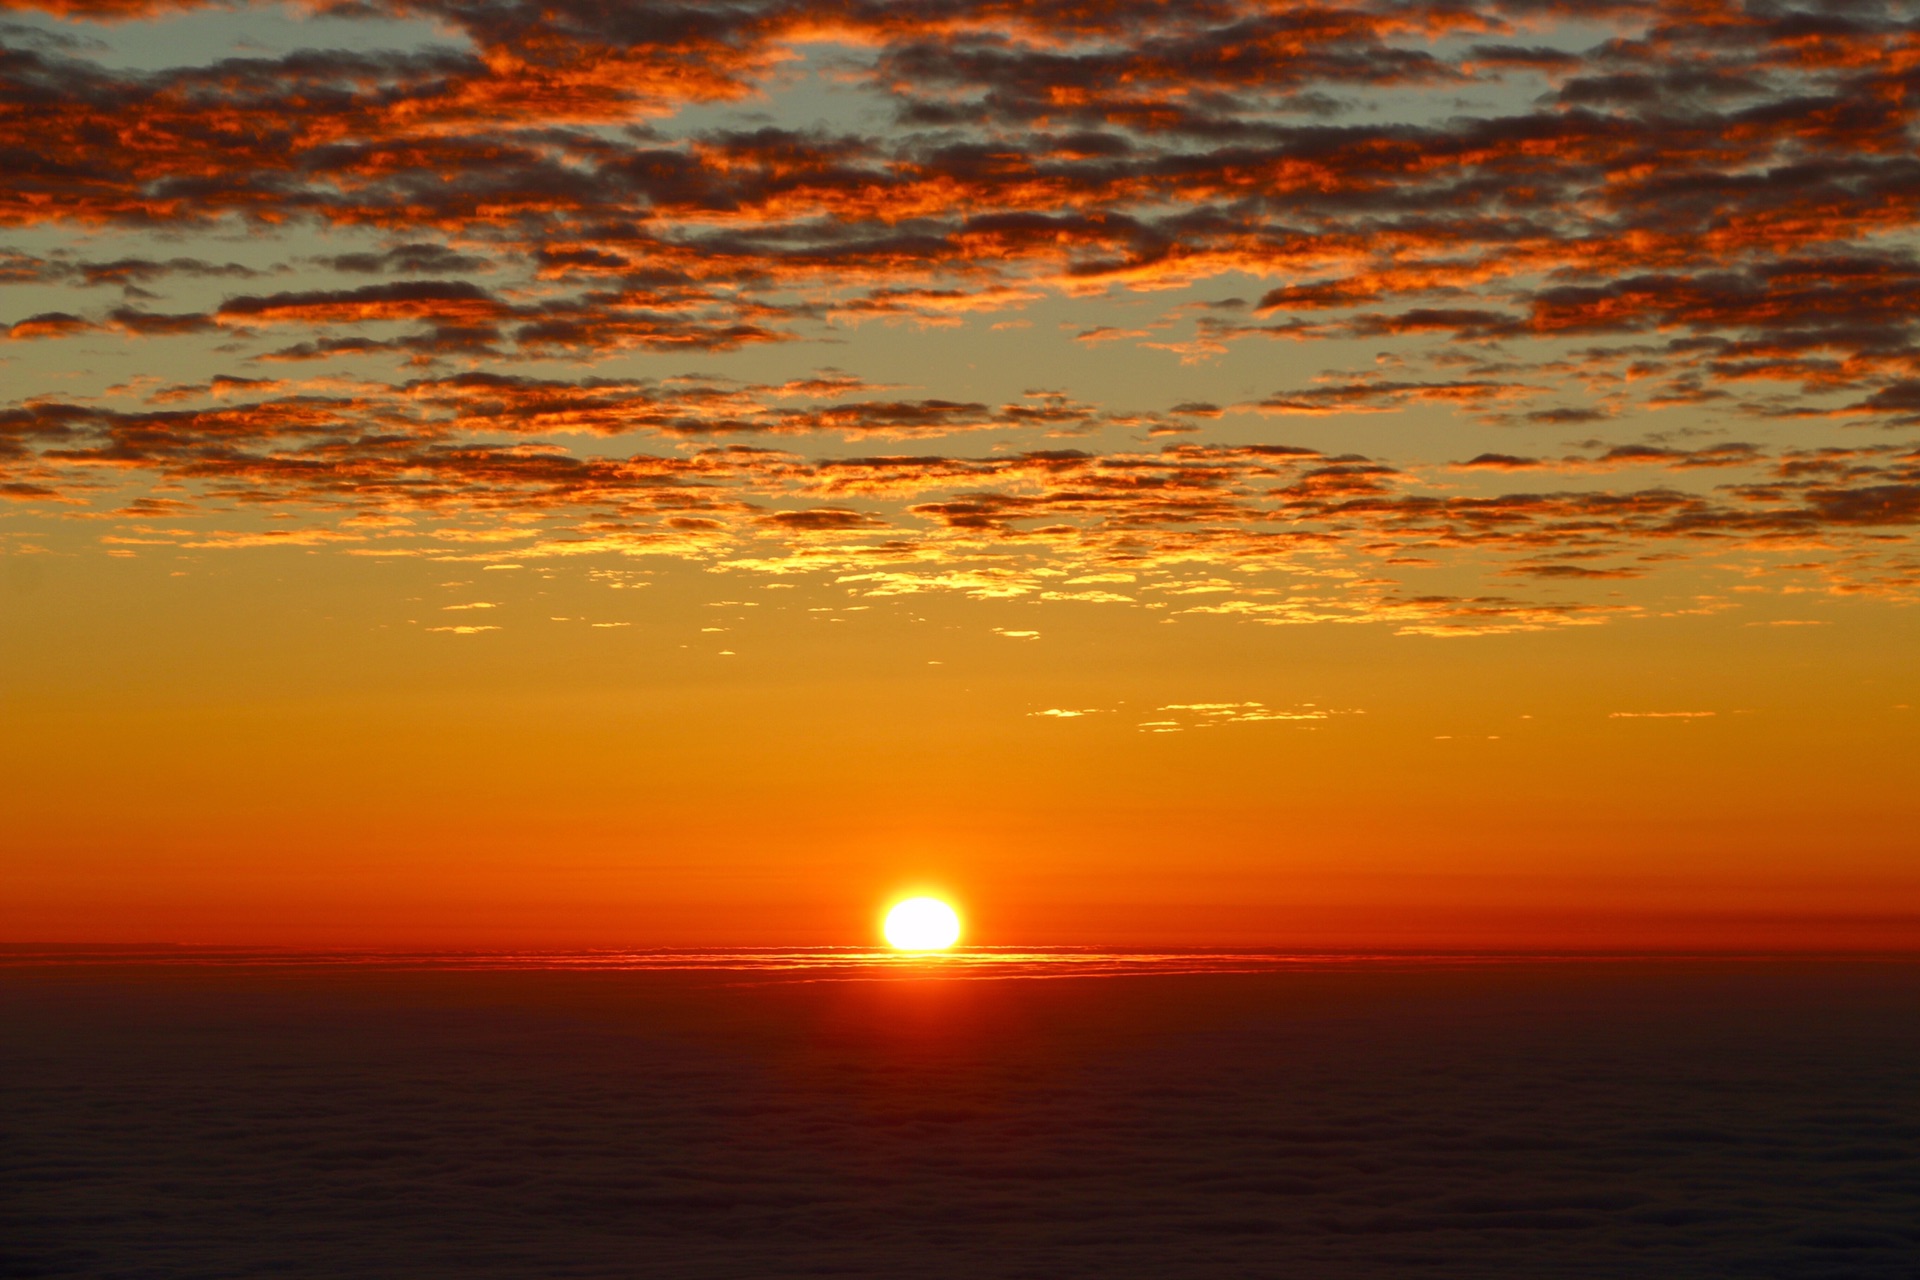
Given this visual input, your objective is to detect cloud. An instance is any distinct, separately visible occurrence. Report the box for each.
[6,312,95,340]
[1610,710,1715,719]
[314,244,493,276]
[1247,380,1533,415]
[7,958,1919,1277]
[8,370,1920,622]
[5,0,1920,622]
[1146,701,1355,730]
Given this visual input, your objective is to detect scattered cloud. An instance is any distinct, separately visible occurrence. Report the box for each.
[5,0,1920,624]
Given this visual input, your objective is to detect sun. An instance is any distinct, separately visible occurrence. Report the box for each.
[883,897,962,952]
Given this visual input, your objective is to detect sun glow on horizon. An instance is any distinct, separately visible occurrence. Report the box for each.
[883,897,962,952]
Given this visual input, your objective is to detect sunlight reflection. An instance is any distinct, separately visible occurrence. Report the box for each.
[0,946,1775,982]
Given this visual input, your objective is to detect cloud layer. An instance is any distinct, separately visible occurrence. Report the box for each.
[5,959,1919,1278]
[4,0,1920,625]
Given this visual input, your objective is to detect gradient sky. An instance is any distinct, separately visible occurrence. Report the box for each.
[2,0,1917,947]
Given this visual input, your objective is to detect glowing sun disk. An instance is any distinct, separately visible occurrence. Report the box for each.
[884,897,962,951]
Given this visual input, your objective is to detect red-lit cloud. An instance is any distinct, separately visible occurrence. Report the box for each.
[3,0,1919,620]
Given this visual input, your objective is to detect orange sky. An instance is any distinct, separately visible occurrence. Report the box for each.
[2,0,1917,948]
[5,551,1915,947]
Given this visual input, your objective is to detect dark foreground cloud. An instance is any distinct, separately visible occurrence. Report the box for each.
[3,959,1918,1278]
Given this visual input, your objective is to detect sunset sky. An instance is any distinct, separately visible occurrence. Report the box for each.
[2,0,1916,948]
